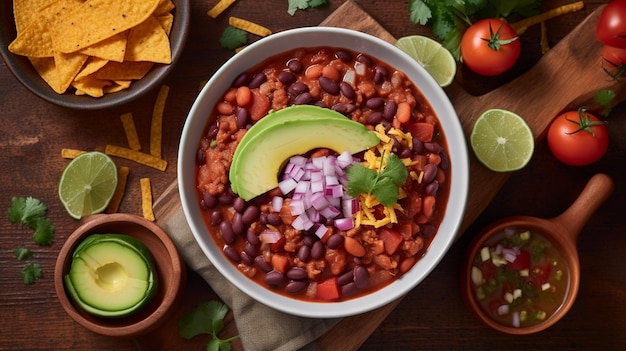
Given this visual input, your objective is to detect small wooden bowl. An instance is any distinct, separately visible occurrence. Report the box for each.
[54,213,186,338]
[462,173,614,335]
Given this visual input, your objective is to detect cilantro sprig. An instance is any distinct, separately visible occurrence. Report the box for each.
[346,153,408,207]
[8,196,54,246]
[179,301,239,351]
[219,26,248,50]
[407,0,544,60]
[21,263,43,285]
[287,0,328,16]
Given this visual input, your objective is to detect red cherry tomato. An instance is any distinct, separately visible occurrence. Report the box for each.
[460,18,521,76]
[596,0,626,48]
[601,44,626,79]
[547,108,609,166]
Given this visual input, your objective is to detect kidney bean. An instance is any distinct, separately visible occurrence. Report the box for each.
[196,148,206,165]
[248,72,267,89]
[210,211,222,226]
[242,206,260,224]
[337,270,354,286]
[344,236,366,257]
[224,245,241,262]
[335,49,352,62]
[232,213,245,235]
[246,229,260,246]
[357,54,373,66]
[285,280,308,294]
[265,270,287,288]
[412,136,424,154]
[297,245,311,262]
[311,240,325,259]
[439,151,450,171]
[287,59,303,73]
[233,197,246,213]
[255,255,273,273]
[366,96,384,110]
[319,76,340,95]
[235,107,249,129]
[424,142,441,153]
[220,221,236,245]
[303,234,316,247]
[422,163,438,184]
[232,72,250,87]
[354,265,369,289]
[339,82,356,100]
[266,212,282,226]
[286,267,307,280]
[383,101,398,121]
[341,282,361,297]
[294,92,313,105]
[425,181,439,196]
[244,242,258,257]
[241,251,254,265]
[398,147,412,159]
[326,234,345,249]
[278,71,296,85]
[202,191,217,209]
[218,193,233,205]
[373,65,389,84]
[288,82,308,97]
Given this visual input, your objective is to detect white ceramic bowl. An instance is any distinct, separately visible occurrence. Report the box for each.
[178,27,468,318]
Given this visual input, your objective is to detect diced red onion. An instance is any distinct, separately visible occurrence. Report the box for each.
[334,217,354,231]
[315,224,329,239]
[497,304,509,316]
[259,230,281,244]
[278,178,297,194]
[271,196,283,212]
[512,311,520,328]
[502,248,518,263]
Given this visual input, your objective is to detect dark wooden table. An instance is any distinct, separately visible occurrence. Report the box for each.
[1,1,624,350]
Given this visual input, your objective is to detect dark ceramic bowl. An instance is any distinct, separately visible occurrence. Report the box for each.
[0,0,189,110]
[54,213,186,338]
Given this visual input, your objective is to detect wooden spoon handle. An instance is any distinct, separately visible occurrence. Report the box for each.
[553,173,614,242]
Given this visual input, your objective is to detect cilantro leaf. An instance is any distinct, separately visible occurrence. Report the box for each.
[179,300,239,351]
[407,0,432,25]
[380,154,408,185]
[372,177,400,207]
[32,217,55,246]
[346,153,409,206]
[346,164,377,197]
[8,196,47,228]
[21,263,42,285]
[219,26,247,50]
[288,0,328,16]
[14,247,32,260]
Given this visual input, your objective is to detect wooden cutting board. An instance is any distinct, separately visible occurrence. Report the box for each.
[152,1,625,350]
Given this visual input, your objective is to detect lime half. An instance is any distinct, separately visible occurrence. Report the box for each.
[59,151,118,219]
[395,35,456,87]
[470,109,534,172]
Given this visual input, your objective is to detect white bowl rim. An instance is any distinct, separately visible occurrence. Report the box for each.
[178,26,469,318]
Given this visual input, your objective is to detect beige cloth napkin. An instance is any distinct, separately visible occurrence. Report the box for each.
[158,199,341,351]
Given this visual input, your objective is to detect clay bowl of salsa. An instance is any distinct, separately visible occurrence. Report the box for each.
[462,173,614,334]
[178,27,469,318]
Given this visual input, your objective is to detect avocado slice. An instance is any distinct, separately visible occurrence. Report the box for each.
[230,105,346,193]
[230,107,380,201]
[64,234,157,318]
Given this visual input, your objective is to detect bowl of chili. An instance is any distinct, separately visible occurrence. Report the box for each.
[179,27,469,318]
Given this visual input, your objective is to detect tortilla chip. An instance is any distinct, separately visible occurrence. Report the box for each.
[95,61,155,81]
[29,57,59,91]
[53,51,89,94]
[124,16,172,64]
[104,80,133,93]
[75,57,109,81]
[53,0,160,54]
[140,178,155,221]
[13,0,55,33]
[71,77,111,97]
[150,85,169,158]
[158,13,174,36]
[155,0,175,15]
[78,32,128,62]
[208,0,236,18]
[105,144,167,171]
[120,112,142,151]
[105,166,130,214]
[61,148,86,159]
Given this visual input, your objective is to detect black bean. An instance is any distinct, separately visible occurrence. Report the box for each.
[294,92,313,105]
[242,206,260,224]
[220,221,236,245]
[297,245,311,262]
[424,142,441,153]
[232,213,245,235]
[233,197,246,213]
[319,76,340,95]
[285,280,308,294]
[235,107,249,129]
[303,234,317,247]
[326,234,345,249]
[339,82,356,100]
[439,151,450,171]
[265,270,287,288]
[244,242,258,257]
[420,224,436,242]
[383,101,397,121]
[210,211,222,226]
[232,72,249,87]
[412,137,424,154]
[288,82,308,97]
[196,148,206,165]
[202,191,217,209]
[286,267,307,280]
[248,72,267,89]
[287,59,303,73]
[337,270,354,286]
[365,97,384,110]
[247,229,260,246]
[314,100,328,108]
[224,245,241,262]
[278,71,297,85]
[311,240,325,259]
[398,147,412,159]
[341,282,361,297]
[218,193,233,205]
[255,255,272,272]
[357,54,373,66]
[422,163,438,184]
[335,49,352,62]
[373,65,389,84]
[354,265,369,289]
[344,103,357,114]
[425,181,439,196]
[206,124,219,139]
[267,212,282,226]
[241,251,254,265]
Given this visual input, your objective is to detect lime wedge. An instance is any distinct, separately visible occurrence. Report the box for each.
[58,151,118,219]
[395,35,456,87]
[470,109,534,172]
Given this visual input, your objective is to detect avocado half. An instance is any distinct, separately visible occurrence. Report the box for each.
[229,105,380,201]
[64,234,158,318]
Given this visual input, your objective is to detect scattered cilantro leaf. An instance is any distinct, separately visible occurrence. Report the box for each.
[32,217,55,246]
[21,263,42,285]
[8,196,55,246]
[595,89,616,117]
[288,0,328,16]
[346,153,408,206]
[14,247,32,260]
[179,301,239,351]
[219,26,248,50]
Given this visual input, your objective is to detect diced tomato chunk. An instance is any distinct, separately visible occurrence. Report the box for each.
[248,89,271,121]
[406,122,434,142]
[507,249,531,271]
[379,228,403,255]
[316,277,340,300]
